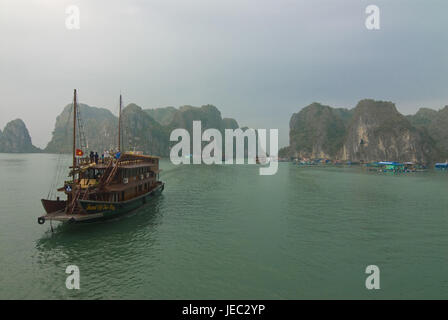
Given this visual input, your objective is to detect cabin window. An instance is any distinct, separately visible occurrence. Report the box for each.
[121,191,125,201]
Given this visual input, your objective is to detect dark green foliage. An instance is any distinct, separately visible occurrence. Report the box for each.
[144,106,178,126]
[288,99,446,164]
[45,102,241,157]
[289,103,348,158]
[407,106,448,156]
[122,104,171,156]
[45,103,118,154]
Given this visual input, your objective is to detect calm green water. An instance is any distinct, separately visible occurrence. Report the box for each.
[0,153,447,299]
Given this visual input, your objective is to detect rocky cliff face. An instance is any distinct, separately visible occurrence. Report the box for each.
[144,106,177,126]
[289,103,350,159]
[0,119,41,153]
[45,103,118,154]
[222,118,239,130]
[122,104,170,156]
[340,100,439,163]
[45,102,240,157]
[406,108,438,128]
[288,99,442,164]
[165,104,242,156]
[407,106,448,156]
[168,104,232,133]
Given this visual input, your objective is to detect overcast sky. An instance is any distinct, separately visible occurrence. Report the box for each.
[1,0,447,148]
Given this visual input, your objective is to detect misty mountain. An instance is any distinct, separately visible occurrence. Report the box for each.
[44,102,241,157]
[0,119,41,153]
[341,100,440,163]
[45,103,118,154]
[144,106,178,126]
[122,104,171,156]
[407,106,448,155]
[286,99,444,164]
[289,102,350,159]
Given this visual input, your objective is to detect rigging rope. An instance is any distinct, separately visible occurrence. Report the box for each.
[76,96,88,152]
[47,102,73,199]
[46,90,89,200]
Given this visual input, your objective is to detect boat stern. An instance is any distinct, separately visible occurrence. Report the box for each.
[41,198,67,214]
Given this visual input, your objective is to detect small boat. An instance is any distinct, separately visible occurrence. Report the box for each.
[435,162,448,170]
[38,90,165,225]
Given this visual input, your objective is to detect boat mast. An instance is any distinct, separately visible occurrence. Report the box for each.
[73,89,77,171]
[118,94,122,152]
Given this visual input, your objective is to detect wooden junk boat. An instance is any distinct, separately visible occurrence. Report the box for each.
[38,90,164,225]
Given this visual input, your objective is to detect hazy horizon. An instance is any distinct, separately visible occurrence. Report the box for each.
[1,0,447,148]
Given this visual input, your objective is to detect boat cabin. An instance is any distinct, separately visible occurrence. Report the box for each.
[65,152,161,203]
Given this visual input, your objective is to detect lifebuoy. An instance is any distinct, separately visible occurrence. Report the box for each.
[37,217,45,225]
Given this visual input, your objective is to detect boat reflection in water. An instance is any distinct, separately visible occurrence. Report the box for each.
[35,195,165,298]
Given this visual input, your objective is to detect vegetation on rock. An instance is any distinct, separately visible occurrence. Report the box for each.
[0,119,41,153]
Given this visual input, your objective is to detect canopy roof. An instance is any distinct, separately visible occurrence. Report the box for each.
[435,162,448,167]
[378,161,403,165]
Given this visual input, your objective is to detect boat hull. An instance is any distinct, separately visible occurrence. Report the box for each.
[41,199,67,214]
[79,183,164,222]
[39,182,164,224]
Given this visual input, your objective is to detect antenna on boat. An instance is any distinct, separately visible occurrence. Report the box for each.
[73,89,77,171]
[118,93,122,153]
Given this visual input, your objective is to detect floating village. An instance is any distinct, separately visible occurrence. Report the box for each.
[290,158,448,173]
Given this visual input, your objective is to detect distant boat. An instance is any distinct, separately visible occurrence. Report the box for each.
[364,161,428,173]
[38,90,165,225]
[435,162,448,170]
[256,156,267,164]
